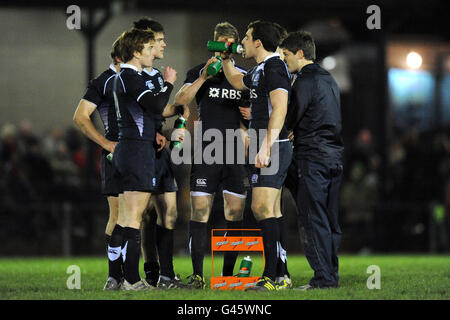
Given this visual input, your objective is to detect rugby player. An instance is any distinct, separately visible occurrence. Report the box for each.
[73,37,123,290]
[174,22,248,289]
[111,28,177,290]
[133,17,188,289]
[220,21,293,291]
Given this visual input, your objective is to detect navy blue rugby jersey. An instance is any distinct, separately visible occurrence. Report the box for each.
[82,64,118,141]
[142,67,165,133]
[113,63,173,141]
[242,53,291,141]
[184,60,247,135]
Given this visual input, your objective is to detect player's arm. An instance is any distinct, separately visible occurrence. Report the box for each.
[133,66,177,114]
[222,58,246,91]
[175,81,204,106]
[161,103,189,119]
[73,99,116,153]
[256,89,288,168]
[174,59,215,106]
[239,120,249,158]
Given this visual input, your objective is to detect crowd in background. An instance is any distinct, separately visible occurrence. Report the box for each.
[0,120,449,255]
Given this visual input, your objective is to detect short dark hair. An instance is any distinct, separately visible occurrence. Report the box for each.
[110,36,121,63]
[214,22,239,42]
[280,30,316,61]
[272,22,288,45]
[118,28,155,62]
[247,20,280,52]
[133,17,164,33]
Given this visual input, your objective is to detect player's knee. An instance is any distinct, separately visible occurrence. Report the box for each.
[164,206,178,229]
[251,201,272,220]
[191,205,210,223]
[225,208,243,221]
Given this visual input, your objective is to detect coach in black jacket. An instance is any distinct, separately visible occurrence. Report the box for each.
[281,31,344,290]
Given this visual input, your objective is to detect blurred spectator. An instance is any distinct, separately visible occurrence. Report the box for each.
[341,128,380,252]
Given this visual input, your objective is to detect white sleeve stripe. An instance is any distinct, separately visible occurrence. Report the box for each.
[236,67,247,74]
[137,89,152,102]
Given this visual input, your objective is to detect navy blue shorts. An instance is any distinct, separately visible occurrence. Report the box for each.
[190,162,246,196]
[113,139,156,193]
[153,147,178,194]
[246,141,293,189]
[100,148,122,196]
[190,138,247,196]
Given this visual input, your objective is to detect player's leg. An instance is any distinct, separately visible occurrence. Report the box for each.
[274,188,291,289]
[153,192,187,288]
[141,198,159,286]
[105,196,119,237]
[251,187,280,284]
[187,192,213,288]
[102,147,124,290]
[222,190,246,276]
[105,195,123,289]
[154,192,176,279]
[121,191,151,287]
[246,141,293,291]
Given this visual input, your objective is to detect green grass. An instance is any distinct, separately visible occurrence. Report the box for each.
[0,255,448,300]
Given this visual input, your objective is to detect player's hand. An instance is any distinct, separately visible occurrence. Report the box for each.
[155,132,167,152]
[220,51,232,60]
[105,140,117,154]
[288,131,294,142]
[255,146,270,168]
[239,106,251,120]
[201,57,217,80]
[163,66,177,85]
[173,128,185,142]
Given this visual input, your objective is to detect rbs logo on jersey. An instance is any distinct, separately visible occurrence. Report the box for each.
[208,87,258,99]
[209,87,243,100]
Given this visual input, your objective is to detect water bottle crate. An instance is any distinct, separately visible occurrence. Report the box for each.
[210,229,265,290]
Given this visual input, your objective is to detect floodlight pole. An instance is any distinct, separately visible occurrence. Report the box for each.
[78,5,111,254]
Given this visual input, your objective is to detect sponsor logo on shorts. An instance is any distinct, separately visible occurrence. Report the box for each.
[251,174,258,184]
[196,178,207,186]
[152,177,156,186]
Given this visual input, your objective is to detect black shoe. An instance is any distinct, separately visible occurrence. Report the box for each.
[245,276,278,291]
[157,275,188,289]
[186,274,206,289]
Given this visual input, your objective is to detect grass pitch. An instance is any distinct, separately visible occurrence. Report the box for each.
[0,254,448,300]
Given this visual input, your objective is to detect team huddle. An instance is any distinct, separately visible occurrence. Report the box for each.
[73,17,344,291]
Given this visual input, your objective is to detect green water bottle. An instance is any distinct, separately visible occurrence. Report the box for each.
[170,116,187,149]
[237,256,252,277]
[207,41,244,54]
[207,56,222,76]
